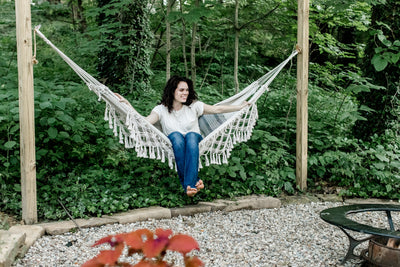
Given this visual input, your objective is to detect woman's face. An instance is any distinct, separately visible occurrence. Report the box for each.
[173,81,189,104]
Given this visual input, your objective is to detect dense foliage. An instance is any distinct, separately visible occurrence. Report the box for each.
[96,0,153,95]
[0,0,399,221]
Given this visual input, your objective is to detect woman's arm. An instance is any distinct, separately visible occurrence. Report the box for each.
[115,93,159,124]
[203,101,250,115]
[145,111,159,125]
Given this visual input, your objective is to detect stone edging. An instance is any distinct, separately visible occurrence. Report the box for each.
[1,194,397,267]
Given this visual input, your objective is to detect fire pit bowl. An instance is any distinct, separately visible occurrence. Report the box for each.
[361,236,400,267]
[320,204,400,264]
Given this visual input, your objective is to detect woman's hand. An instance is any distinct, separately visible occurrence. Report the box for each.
[240,101,251,109]
[115,93,133,108]
[114,93,159,124]
[203,101,251,115]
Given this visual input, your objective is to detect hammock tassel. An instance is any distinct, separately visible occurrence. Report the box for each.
[149,146,156,159]
[119,126,123,144]
[161,149,165,163]
[168,156,174,169]
[222,152,228,165]
[125,112,131,127]
[204,154,210,166]
[104,106,109,121]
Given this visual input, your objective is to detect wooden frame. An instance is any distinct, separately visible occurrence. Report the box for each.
[16,0,309,223]
[16,0,37,224]
[296,0,309,190]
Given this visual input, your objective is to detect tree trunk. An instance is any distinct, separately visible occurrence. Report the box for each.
[97,0,152,95]
[179,0,189,78]
[166,0,172,80]
[190,0,199,85]
[234,0,239,93]
[355,0,400,139]
[69,0,86,32]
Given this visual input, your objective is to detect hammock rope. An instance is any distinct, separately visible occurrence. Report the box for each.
[34,25,298,170]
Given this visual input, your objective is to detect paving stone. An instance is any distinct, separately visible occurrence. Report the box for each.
[38,221,79,235]
[170,204,212,217]
[104,206,171,224]
[279,194,320,205]
[0,230,25,267]
[244,196,281,209]
[220,196,281,212]
[74,217,119,229]
[38,217,118,235]
[8,225,45,256]
[316,194,343,203]
[198,201,228,211]
[344,198,398,205]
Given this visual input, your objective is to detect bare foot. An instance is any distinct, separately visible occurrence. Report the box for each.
[195,180,204,191]
[186,186,198,197]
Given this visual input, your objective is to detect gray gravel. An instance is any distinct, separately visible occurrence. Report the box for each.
[13,202,398,267]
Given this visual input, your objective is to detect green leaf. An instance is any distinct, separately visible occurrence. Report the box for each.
[54,100,66,110]
[377,33,392,47]
[47,117,57,125]
[265,135,280,142]
[58,131,70,138]
[72,134,83,143]
[390,161,400,169]
[346,84,370,94]
[371,54,388,72]
[373,162,386,170]
[386,184,392,192]
[4,141,17,149]
[246,148,256,156]
[284,182,294,194]
[359,105,375,112]
[48,127,58,139]
[375,154,389,162]
[390,52,400,64]
[13,184,21,192]
[39,101,53,109]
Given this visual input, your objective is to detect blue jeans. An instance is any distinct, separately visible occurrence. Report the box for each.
[168,132,203,192]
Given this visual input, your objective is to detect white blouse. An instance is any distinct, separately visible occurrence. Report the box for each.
[152,101,204,136]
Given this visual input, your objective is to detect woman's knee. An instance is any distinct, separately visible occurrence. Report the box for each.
[168,132,185,149]
[185,132,202,148]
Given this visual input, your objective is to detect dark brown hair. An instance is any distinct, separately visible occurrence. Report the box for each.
[160,75,198,113]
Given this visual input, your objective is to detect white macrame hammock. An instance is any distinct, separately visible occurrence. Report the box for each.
[34,26,298,170]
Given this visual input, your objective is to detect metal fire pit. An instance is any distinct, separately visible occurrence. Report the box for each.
[362,236,400,267]
[320,204,400,264]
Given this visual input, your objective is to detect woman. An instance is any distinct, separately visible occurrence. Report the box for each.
[117,76,249,197]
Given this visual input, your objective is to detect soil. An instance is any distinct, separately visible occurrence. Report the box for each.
[0,211,22,230]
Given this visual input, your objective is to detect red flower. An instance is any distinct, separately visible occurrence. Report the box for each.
[184,256,204,267]
[92,233,126,247]
[134,259,169,267]
[82,228,202,267]
[168,234,199,255]
[82,243,124,267]
[142,229,172,258]
[125,229,153,251]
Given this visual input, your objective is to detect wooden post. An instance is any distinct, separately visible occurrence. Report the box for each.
[166,0,171,80]
[296,0,309,190]
[15,0,37,224]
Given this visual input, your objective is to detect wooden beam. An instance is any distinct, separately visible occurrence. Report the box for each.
[15,0,37,224]
[296,0,309,190]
